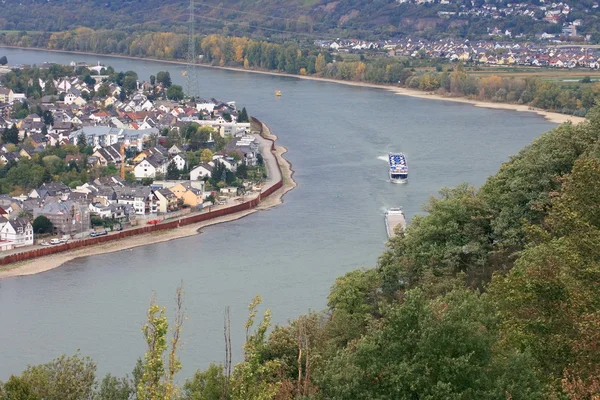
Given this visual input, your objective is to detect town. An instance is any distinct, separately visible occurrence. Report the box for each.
[0,61,269,252]
[316,37,600,69]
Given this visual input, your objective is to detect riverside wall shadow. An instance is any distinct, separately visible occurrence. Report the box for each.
[0,119,283,266]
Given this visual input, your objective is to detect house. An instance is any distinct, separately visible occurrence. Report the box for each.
[134,155,168,179]
[29,182,71,201]
[33,201,90,236]
[153,187,179,213]
[70,126,121,148]
[168,145,184,155]
[224,135,260,167]
[212,156,237,171]
[92,143,122,166]
[0,217,34,248]
[171,154,186,170]
[0,88,15,104]
[169,181,206,208]
[115,187,157,215]
[189,163,213,181]
[89,202,113,219]
[109,203,134,222]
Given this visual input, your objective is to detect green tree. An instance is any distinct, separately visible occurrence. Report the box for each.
[76,132,87,149]
[95,374,134,400]
[19,353,96,400]
[122,76,137,94]
[138,285,184,400]
[42,110,54,126]
[0,375,40,400]
[0,56,7,65]
[490,156,600,394]
[230,295,281,400]
[320,288,542,400]
[182,364,228,400]
[237,107,249,123]
[149,75,156,85]
[166,85,184,101]
[2,124,19,144]
[236,164,248,179]
[166,161,179,180]
[156,71,172,87]
[32,215,53,234]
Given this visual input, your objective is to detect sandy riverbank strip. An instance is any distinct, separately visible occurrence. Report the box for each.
[0,45,585,125]
[0,123,296,279]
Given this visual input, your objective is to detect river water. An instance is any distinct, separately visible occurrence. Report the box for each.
[0,47,556,380]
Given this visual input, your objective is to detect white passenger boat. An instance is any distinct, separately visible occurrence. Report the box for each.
[388,153,408,183]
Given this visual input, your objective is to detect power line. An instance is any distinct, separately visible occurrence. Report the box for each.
[186,0,200,98]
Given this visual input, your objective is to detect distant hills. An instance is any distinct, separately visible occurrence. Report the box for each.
[1,0,599,41]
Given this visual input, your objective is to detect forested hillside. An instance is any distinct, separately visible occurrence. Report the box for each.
[2,107,600,399]
[1,0,599,40]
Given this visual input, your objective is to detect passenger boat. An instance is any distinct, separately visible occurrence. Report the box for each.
[385,207,407,238]
[388,153,408,183]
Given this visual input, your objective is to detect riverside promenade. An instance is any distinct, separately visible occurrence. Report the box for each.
[0,119,293,277]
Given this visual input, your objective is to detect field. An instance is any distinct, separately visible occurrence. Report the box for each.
[466,66,600,83]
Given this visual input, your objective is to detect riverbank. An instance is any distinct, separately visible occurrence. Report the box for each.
[0,122,296,279]
[0,45,585,125]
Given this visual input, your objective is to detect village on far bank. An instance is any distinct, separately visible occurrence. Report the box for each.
[0,61,268,252]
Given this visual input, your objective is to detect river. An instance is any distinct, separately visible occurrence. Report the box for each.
[0,47,557,380]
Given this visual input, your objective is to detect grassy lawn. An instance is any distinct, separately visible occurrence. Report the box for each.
[467,67,600,79]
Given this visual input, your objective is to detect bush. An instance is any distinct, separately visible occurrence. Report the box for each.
[32,215,53,234]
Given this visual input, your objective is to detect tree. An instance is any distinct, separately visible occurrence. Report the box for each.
[320,288,542,400]
[2,124,19,144]
[42,110,54,126]
[138,285,184,400]
[315,53,327,74]
[182,364,228,400]
[19,353,96,400]
[166,85,184,101]
[222,112,232,122]
[82,74,96,86]
[238,107,249,123]
[166,161,179,180]
[156,71,172,87]
[210,161,227,187]
[236,164,248,179]
[122,76,137,94]
[230,295,281,400]
[200,149,214,163]
[76,132,87,149]
[0,56,7,65]
[149,75,156,85]
[0,375,40,400]
[95,374,134,400]
[32,215,53,234]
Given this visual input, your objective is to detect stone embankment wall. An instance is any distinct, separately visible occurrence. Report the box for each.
[0,119,282,265]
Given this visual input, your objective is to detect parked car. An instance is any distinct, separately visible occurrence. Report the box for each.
[90,230,108,237]
[49,239,61,245]
[40,241,50,246]
[59,235,70,243]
